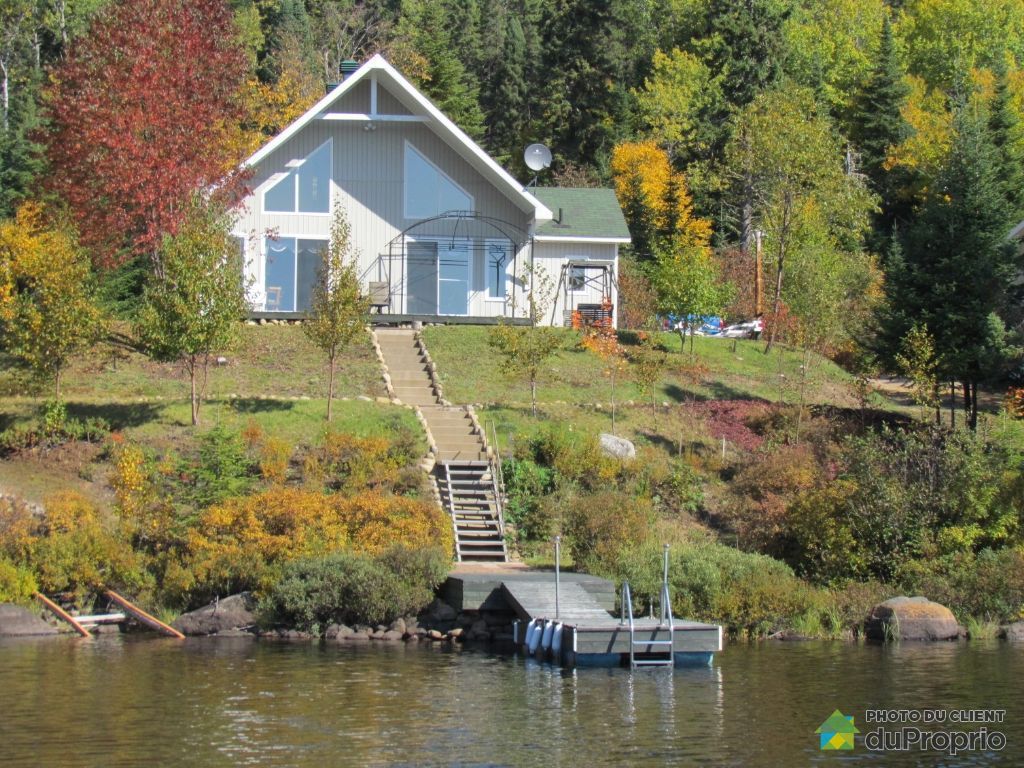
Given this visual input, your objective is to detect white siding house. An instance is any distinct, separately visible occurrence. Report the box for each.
[233,55,630,326]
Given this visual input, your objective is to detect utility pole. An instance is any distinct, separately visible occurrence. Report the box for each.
[754,228,764,317]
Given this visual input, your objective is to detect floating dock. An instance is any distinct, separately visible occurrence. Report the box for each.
[445,569,722,669]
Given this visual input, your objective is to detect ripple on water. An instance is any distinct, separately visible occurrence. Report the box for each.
[0,637,1021,767]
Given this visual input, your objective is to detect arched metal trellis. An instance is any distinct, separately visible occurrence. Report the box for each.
[371,211,533,320]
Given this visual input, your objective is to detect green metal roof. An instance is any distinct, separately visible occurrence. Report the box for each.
[533,187,631,241]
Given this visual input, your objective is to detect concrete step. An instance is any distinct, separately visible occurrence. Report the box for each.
[437,451,487,462]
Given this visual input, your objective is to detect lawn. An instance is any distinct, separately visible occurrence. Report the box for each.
[421,326,864,408]
[0,324,422,505]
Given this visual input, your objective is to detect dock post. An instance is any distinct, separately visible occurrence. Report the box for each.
[553,535,561,620]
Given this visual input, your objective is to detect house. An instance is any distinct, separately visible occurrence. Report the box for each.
[232,55,630,327]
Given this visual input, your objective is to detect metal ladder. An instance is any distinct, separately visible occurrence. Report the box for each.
[621,545,675,669]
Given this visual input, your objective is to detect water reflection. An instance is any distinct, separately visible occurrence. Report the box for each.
[0,637,1020,767]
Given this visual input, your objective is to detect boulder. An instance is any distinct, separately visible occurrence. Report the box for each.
[422,598,456,623]
[171,593,257,636]
[0,604,58,636]
[865,596,960,641]
[599,433,636,461]
[1000,622,1024,642]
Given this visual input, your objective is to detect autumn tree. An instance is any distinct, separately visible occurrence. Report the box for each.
[611,141,713,261]
[724,85,875,353]
[135,198,249,426]
[651,246,731,357]
[0,202,104,398]
[303,208,370,422]
[43,0,249,270]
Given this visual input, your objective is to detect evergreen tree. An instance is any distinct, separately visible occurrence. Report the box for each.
[850,15,914,249]
[694,0,794,114]
[396,0,485,138]
[484,12,528,164]
[879,102,1018,429]
[988,58,1024,220]
[539,0,624,165]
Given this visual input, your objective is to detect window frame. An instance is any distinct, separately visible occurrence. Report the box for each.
[262,234,329,312]
[403,140,474,220]
[484,240,511,302]
[262,138,333,216]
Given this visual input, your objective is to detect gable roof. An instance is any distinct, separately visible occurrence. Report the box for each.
[243,54,551,222]
[533,188,631,243]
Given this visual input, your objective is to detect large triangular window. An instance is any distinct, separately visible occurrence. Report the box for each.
[404,141,473,219]
[263,139,332,214]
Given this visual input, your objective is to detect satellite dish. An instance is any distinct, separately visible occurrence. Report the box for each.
[524,143,552,172]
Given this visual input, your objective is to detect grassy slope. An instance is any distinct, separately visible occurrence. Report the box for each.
[0,325,423,505]
[422,326,861,407]
[421,326,876,454]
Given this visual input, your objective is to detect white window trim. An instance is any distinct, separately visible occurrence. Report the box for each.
[484,239,512,302]
[261,138,333,216]
[403,140,474,220]
[262,234,330,312]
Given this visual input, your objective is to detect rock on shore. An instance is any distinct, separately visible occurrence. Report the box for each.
[171,593,257,636]
[864,596,960,641]
[0,603,59,636]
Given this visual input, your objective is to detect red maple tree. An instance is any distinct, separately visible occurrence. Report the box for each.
[42,0,249,269]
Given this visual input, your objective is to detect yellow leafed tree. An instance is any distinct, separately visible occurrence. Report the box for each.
[0,203,104,398]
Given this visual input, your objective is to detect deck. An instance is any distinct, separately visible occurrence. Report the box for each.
[444,569,722,668]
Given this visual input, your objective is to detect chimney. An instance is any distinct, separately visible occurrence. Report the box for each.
[340,59,359,80]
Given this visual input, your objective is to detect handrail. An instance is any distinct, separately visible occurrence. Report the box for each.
[620,580,636,668]
[486,420,507,539]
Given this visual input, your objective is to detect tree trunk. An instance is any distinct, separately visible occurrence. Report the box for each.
[530,377,537,418]
[949,381,955,429]
[1,59,8,132]
[327,349,336,422]
[190,356,200,426]
[54,370,61,402]
[677,326,686,354]
[933,383,941,425]
[970,379,978,431]
[764,201,791,355]
[962,380,971,429]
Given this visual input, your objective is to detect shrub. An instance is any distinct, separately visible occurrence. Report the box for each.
[502,458,555,546]
[304,432,407,492]
[258,436,292,484]
[260,546,449,633]
[602,537,824,636]
[181,486,452,606]
[898,548,1024,622]
[0,401,110,454]
[724,444,821,554]
[31,491,147,601]
[0,557,38,604]
[183,487,342,603]
[566,490,654,575]
[333,492,453,555]
[647,459,703,517]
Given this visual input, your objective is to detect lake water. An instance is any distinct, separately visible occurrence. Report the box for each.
[1,636,1020,766]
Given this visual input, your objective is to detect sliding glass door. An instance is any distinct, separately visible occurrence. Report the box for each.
[264,237,326,313]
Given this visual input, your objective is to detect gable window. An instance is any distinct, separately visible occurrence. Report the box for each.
[263,140,332,214]
[486,241,510,299]
[404,141,473,219]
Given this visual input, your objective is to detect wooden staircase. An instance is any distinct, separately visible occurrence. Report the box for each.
[374,328,507,562]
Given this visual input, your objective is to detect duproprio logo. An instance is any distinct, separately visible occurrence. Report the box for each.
[817,710,860,751]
